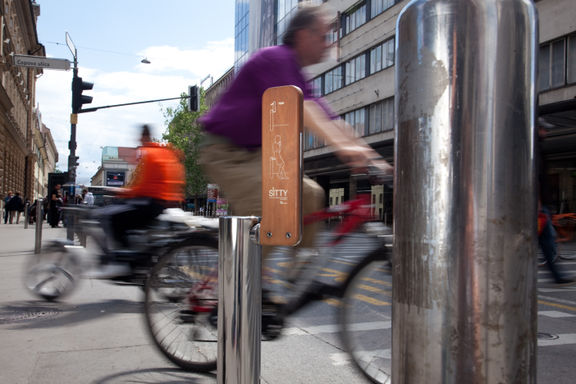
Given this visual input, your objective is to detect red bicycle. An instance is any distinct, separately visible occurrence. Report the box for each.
[143,174,394,384]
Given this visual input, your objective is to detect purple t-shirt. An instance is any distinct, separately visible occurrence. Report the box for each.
[199,45,335,150]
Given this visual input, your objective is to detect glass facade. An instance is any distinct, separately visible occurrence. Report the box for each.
[234,0,250,69]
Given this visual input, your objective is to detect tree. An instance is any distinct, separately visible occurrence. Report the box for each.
[162,90,207,212]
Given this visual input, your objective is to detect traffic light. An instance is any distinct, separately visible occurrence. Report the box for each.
[188,85,200,112]
[69,155,79,167]
[72,76,93,113]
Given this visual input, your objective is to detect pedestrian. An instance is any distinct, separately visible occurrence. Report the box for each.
[29,199,38,224]
[198,5,392,259]
[48,184,63,228]
[538,118,575,285]
[3,191,12,224]
[82,189,95,206]
[6,192,24,224]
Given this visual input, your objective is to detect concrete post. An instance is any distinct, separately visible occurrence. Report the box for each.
[393,0,538,382]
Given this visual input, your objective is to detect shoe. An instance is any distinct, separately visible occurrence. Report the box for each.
[555,278,576,287]
[85,263,131,279]
[262,299,284,341]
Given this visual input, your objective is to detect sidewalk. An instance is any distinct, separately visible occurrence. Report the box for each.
[0,221,65,256]
[0,221,369,384]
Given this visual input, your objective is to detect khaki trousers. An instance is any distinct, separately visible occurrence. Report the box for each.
[199,142,325,256]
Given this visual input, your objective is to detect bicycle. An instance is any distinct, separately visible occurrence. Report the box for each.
[143,174,394,384]
[24,205,218,302]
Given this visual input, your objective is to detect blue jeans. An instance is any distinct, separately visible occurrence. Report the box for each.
[539,206,567,282]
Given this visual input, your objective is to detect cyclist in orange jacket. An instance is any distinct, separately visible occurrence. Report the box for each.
[95,124,185,278]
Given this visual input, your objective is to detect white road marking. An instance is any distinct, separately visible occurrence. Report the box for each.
[539,310,576,318]
[538,333,576,347]
[285,320,391,336]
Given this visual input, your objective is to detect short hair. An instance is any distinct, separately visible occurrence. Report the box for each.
[141,124,151,138]
[282,5,325,47]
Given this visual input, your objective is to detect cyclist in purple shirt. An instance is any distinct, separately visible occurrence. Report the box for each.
[199,5,392,253]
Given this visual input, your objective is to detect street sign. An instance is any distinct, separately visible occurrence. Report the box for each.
[13,54,70,70]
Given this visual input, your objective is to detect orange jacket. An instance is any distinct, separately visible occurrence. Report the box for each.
[124,143,185,203]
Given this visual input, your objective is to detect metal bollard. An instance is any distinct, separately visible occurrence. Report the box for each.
[24,202,30,229]
[66,208,75,241]
[218,216,261,384]
[393,0,538,382]
[34,198,43,254]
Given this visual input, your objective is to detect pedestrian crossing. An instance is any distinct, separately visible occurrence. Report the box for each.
[268,233,576,365]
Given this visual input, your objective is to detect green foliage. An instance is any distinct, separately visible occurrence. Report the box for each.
[162,90,207,199]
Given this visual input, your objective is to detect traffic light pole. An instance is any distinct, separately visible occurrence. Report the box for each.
[67,56,79,241]
[68,55,79,186]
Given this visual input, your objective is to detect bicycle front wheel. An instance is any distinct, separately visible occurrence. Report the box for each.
[339,248,393,384]
[144,233,219,372]
[24,242,80,301]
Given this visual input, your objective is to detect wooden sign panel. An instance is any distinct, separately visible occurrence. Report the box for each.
[261,86,303,246]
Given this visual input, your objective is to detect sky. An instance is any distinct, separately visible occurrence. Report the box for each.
[34,0,236,185]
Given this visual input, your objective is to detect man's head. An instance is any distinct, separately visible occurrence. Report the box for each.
[55,184,61,190]
[282,5,331,67]
[141,124,152,145]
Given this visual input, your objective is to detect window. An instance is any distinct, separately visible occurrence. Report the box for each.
[345,54,366,85]
[539,34,576,91]
[303,131,325,151]
[344,2,367,35]
[368,102,382,134]
[371,0,397,18]
[551,40,566,87]
[327,24,339,46]
[325,66,343,94]
[568,35,576,84]
[368,98,394,134]
[370,38,395,74]
[539,44,551,91]
[370,44,383,73]
[344,108,367,137]
[311,76,323,97]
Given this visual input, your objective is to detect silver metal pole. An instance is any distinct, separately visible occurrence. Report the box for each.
[218,216,261,384]
[393,0,538,383]
[34,198,43,254]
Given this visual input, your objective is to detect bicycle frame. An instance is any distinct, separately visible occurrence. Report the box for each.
[303,193,377,244]
[186,193,383,313]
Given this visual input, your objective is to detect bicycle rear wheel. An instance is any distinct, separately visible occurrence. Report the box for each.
[339,248,393,384]
[144,233,219,372]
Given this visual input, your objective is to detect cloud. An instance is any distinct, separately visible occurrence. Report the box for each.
[138,38,234,77]
[36,39,233,185]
